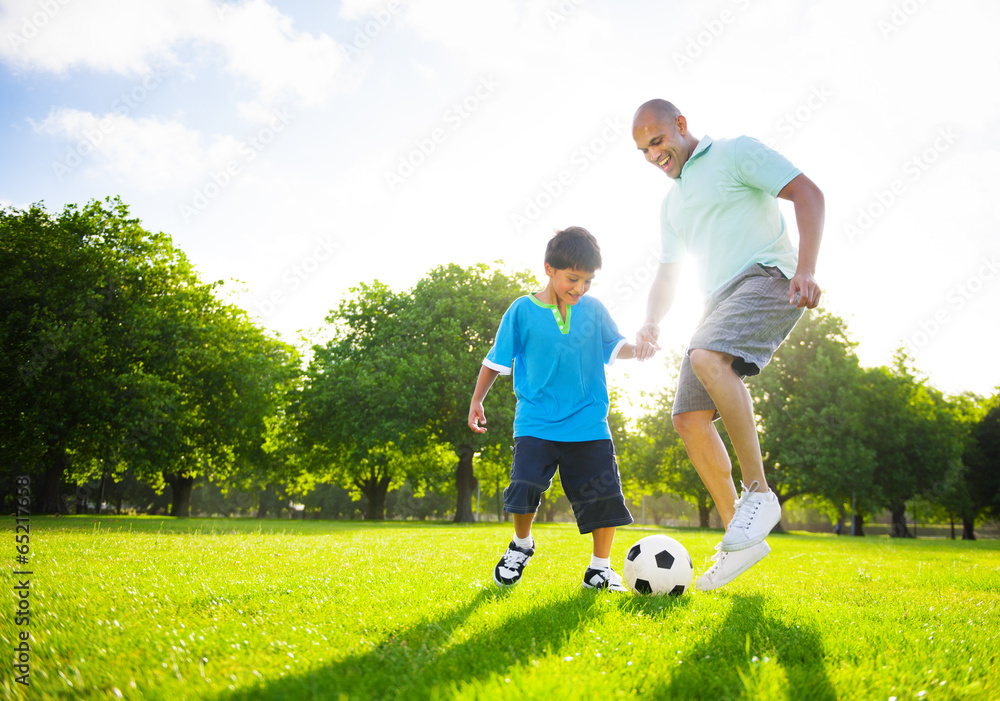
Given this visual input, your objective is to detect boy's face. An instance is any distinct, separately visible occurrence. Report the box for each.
[544,264,595,306]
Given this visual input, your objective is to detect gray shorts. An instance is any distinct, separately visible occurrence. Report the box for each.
[673,263,804,417]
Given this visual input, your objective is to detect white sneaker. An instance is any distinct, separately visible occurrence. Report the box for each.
[695,540,771,591]
[721,480,781,552]
[582,566,628,592]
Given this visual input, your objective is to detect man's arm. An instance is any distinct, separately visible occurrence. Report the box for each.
[778,173,825,309]
[468,365,501,433]
[635,262,682,361]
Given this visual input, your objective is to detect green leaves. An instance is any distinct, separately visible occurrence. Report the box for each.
[1,198,299,514]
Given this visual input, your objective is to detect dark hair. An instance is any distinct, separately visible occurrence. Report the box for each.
[545,226,602,272]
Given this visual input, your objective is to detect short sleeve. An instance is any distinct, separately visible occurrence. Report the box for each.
[659,194,686,264]
[598,302,627,366]
[484,300,519,375]
[733,136,801,197]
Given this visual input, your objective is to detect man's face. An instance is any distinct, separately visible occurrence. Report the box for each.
[633,111,691,179]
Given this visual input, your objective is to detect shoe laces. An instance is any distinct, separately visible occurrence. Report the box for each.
[705,543,725,574]
[729,480,761,531]
[501,548,529,568]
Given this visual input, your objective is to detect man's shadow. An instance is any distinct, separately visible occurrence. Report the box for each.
[217,586,691,700]
[653,592,837,700]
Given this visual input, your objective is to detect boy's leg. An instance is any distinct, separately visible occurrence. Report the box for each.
[493,437,556,587]
[591,526,615,559]
[583,526,627,591]
[513,512,534,540]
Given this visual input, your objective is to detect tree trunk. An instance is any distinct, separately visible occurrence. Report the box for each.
[165,473,195,517]
[362,475,391,520]
[257,483,275,518]
[949,514,955,540]
[961,517,976,540]
[697,501,711,528]
[40,451,68,514]
[453,445,478,523]
[889,503,913,538]
[853,513,865,536]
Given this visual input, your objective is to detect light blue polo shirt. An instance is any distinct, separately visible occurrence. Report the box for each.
[484,294,627,442]
[660,135,802,295]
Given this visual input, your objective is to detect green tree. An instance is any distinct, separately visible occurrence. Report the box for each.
[862,353,965,538]
[959,392,1000,538]
[0,199,299,515]
[750,310,875,532]
[403,263,535,522]
[296,281,432,520]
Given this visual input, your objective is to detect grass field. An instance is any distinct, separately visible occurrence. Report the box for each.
[2,517,998,700]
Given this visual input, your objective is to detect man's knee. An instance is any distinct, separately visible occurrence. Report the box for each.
[689,348,734,385]
[672,410,714,438]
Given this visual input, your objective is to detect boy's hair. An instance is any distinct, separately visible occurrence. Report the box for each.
[545,226,602,272]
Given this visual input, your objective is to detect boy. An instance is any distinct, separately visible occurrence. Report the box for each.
[467,226,648,591]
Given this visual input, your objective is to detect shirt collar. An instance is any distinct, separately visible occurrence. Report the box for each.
[680,135,713,178]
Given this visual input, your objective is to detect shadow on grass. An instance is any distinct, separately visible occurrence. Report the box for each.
[217,586,690,700]
[653,592,837,700]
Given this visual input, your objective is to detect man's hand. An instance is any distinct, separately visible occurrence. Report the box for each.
[788,270,821,309]
[635,322,662,361]
[468,402,488,433]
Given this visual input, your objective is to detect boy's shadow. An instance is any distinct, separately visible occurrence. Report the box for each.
[653,592,837,700]
[218,586,683,700]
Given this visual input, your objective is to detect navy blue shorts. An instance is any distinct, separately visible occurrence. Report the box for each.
[503,436,633,534]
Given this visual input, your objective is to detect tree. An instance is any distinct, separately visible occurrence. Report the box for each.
[750,310,875,532]
[960,393,1000,538]
[862,353,965,538]
[402,263,536,522]
[296,281,432,520]
[1,199,299,515]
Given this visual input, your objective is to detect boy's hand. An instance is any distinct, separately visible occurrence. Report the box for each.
[635,323,662,362]
[468,402,488,433]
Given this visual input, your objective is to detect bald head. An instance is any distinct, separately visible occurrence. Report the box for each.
[633,99,682,128]
[632,99,698,179]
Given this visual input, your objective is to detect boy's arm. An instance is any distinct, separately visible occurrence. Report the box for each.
[636,262,682,361]
[777,173,824,309]
[468,365,501,433]
[616,342,638,360]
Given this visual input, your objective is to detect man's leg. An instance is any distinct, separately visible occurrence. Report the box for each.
[672,409,739,527]
[688,348,768,492]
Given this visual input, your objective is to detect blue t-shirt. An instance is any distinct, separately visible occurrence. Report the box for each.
[660,135,802,295]
[483,294,627,442]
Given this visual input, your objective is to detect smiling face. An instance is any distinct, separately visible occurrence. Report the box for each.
[632,108,695,179]
[543,264,594,306]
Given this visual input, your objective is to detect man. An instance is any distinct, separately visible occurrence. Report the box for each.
[632,99,824,590]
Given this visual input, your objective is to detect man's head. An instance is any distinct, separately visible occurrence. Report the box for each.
[543,226,601,305]
[632,99,699,179]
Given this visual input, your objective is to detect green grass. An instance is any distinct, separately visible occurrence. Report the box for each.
[2,517,998,700]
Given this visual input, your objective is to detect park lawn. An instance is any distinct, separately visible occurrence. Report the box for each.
[2,517,998,700]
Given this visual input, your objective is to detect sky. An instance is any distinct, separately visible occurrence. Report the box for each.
[2,0,999,415]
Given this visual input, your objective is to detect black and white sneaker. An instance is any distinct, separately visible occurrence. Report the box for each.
[582,567,628,592]
[493,540,535,587]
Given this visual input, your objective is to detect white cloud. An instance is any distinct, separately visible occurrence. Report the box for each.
[32,107,235,191]
[1,0,347,106]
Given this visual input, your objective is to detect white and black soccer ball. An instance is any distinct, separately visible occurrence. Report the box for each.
[623,534,693,596]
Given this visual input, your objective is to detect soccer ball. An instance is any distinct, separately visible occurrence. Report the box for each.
[623,534,693,596]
